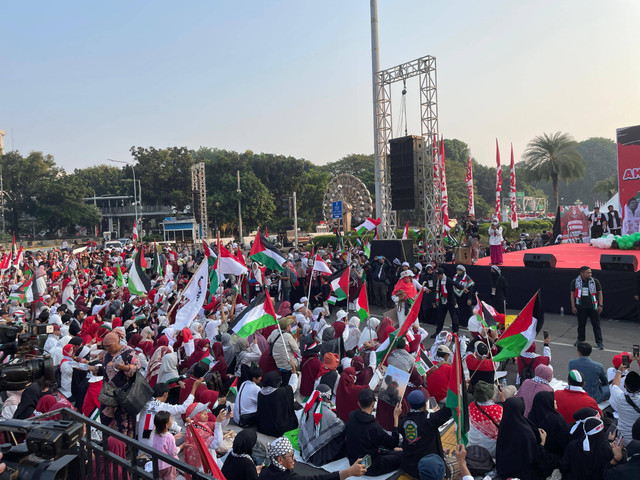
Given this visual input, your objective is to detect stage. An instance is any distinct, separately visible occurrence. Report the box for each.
[443,243,640,321]
[475,243,640,270]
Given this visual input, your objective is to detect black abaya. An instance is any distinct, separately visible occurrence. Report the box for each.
[257,371,298,437]
[528,391,570,457]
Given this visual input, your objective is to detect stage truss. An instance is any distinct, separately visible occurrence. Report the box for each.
[191,162,208,239]
[374,55,443,260]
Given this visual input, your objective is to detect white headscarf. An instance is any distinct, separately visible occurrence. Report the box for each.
[157,352,179,384]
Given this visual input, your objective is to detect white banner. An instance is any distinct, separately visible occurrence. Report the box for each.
[174,259,209,330]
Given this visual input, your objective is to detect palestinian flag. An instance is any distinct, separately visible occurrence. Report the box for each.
[228,377,238,396]
[202,240,218,296]
[475,294,497,329]
[364,241,371,258]
[228,290,277,338]
[249,230,286,272]
[128,246,151,296]
[153,241,163,277]
[493,291,543,362]
[354,217,381,236]
[445,333,469,445]
[327,266,349,305]
[375,287,425,364]
[116,266,125,288]
[9,275,37,304]
[356,283,369,322]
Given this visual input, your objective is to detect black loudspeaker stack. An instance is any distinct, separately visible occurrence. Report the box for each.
[600,254,638,272]
[523,253,557,268]
[389,136,425,211]
[370,240,414,265]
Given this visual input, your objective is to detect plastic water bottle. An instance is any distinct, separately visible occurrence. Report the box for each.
[560,306,565,316]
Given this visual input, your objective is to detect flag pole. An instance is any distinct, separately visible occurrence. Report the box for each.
[455,333,462,444]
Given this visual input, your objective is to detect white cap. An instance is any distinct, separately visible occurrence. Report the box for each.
[402,262,410,268]
[336,309,347,321]
[400,270,414,278]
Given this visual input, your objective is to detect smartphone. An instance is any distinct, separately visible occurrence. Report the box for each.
[362,454,373,469]
[634,345,639,357]
[616,430,624,444]
[428,397,438,411]
[543,330,549,339]
[623,355,631,368]
[606,424,618,441]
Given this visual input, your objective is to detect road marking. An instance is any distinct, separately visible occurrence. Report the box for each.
[535,339,620,354]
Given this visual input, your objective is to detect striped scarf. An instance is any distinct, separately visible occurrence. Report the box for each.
[575,276,597,310]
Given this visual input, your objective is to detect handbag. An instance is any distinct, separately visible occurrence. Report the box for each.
[98,381,120,407]
[115,371,153,416]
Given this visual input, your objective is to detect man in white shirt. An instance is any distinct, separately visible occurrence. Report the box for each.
[137,379,202,446]
[610,364,640,446]
[233,366,263,427]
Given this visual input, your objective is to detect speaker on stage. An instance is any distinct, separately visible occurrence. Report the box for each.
[600,254,638,272]
[523,253,557,268]
[370,239,414,265]
[389,136,425,211]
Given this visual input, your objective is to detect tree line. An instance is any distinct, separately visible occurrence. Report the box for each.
[0,134,617,238]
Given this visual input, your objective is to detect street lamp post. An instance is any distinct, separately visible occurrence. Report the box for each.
[108,158,139,238]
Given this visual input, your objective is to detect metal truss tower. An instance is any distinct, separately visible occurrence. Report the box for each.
[191,162,208,239]
[373,55,443,259]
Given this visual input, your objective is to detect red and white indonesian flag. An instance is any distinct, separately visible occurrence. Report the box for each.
[229,290,277,337]
[174,258,209,330]
[510,143,518,229]
[354,217,381,236]
[495,139,502,221]
[493,292,543,361]
[402,221,409,240]
[13,246,23,268]
[440,135,450,230]
[218,244,248,276]
[313,254,332,274]
[132,221,138,241]
[466,156,475,216]
[433,135,441,226]
[0,253,10,272]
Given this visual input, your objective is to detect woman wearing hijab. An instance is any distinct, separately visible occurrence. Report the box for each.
[560,416,614,480]
[300,337,323,398]
[515,364,554,417]
[220,333,236,369]
[351,355,373,386]
[259,436,366,480]
[158,350,181,404]
[257,369,299,437]
[299,385,346,466]
[139,326,155,358]
[314,353,340,399]
[377,317,395,344]
[181,339,210,372]
[33,394,58,416]
[128,333,148,376]
[222,429,260,480]
[234,337,262,378]
[209,342,229,383]
[15,379,51,420]
[496,397,549,480]
[147,346,173,388]
[335,367,367,422]
[358,317,379,348]
[528,391,570,459]
[90,331,140,437]
[468,381,503,457]
[343,317,361,353]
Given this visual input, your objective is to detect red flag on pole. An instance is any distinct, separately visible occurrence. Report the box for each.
[509,143,518,228]
[186,424,226,479]
[432,134,441,227]
[495,139,502,221]
[466,156,475,217]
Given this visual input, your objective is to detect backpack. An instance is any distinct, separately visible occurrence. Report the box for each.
[520,356,536,382]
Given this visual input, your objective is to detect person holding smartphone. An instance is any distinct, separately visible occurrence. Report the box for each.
[609,353,640,446]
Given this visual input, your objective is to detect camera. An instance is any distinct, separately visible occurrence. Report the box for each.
[0,418,82,480]
[0,323,53,362]
[0,355,54,391]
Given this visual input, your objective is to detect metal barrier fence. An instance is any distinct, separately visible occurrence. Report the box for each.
[31,408,217,480]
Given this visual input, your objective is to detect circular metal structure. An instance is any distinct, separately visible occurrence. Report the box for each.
[322,174,374,231]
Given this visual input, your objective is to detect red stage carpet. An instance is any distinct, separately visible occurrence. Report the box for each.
[475,243,640,270]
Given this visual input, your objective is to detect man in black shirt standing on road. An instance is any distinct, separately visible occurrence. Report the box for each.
[570,266,604,350]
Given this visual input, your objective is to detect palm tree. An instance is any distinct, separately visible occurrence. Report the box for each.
[522,132,585,211]
[592,175,618,200]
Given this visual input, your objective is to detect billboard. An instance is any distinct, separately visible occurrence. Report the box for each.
[617,125,640,235]
[560,205,589,240]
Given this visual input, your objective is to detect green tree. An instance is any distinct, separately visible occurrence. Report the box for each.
[130,147,194,209]
[0,150,61,234]
[521,132,585,210]
[73,165,126,197]
[592,175,618,200]
[322,154,375,197]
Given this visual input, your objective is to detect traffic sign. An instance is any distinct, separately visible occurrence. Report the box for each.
[332,201,343,219]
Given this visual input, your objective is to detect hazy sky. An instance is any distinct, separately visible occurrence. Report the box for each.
[2,1,639,171]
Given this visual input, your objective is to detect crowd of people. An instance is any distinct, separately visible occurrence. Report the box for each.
[0,240,638,480]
